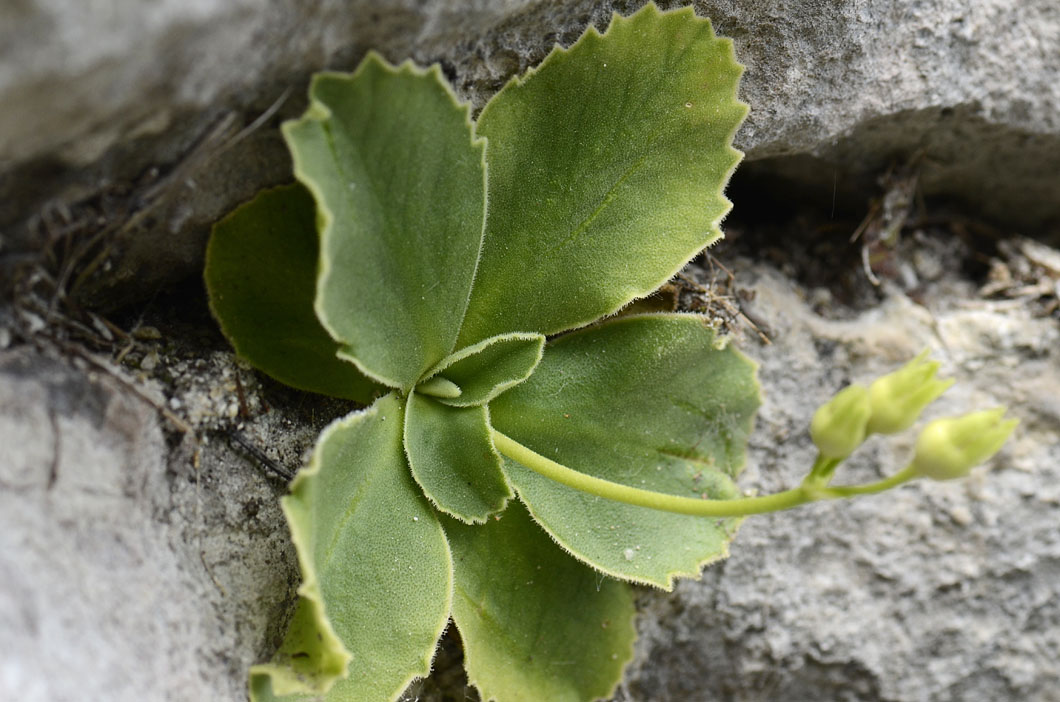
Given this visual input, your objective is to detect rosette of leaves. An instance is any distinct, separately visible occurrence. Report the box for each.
[205,4,755,701]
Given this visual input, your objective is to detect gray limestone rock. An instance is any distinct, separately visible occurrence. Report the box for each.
[0,347,302,701]
[623,259,1060,701]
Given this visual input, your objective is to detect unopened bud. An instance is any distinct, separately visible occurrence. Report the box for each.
[810,384,872,460]
[910,408,1018,480]
[866,351,954,435]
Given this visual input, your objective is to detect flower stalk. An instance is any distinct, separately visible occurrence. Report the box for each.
[493,352,1016,519]
[492,430,918,518]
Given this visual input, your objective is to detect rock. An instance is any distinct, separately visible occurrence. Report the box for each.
[0,346,301,701]
[2,0,1058,309]
[624,254,1060,701]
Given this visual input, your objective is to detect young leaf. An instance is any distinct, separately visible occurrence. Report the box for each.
[252,394,452,701]
[284,53,487,390]
[457,3,747,346]
[422,332,545,408]
[404,393,512,524]
[445,501,635,702]
[205,184,380,403]
[490,314,760,588]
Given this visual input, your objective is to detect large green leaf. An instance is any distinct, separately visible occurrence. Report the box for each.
[423,332,545,408]
[284,52,487,390]
[404,393,512,524]
[250,394,452,701]
[490,314,760,588]
[457,3,747,346]
[445,501,636,702]
[205,184,380,403]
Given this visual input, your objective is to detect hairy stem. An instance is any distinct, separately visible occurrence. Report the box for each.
[491,430,917,518]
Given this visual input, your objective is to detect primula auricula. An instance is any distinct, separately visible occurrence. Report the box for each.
[205,3,1018,698]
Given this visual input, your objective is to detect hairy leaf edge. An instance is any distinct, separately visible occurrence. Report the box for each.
[447,509,639,702]
[504,311,762,590]
[473,2,749,340]
[204,185,377,403]
[403,394,514,525]
[452,596,638,702]
[283,51,490,391]
[509,473,745,590]
[259,397,456,698]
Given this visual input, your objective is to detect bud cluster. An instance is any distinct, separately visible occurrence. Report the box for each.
[809,351,1017,480]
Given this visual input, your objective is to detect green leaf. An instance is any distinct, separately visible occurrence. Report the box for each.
[445,501,635,702]
[284,52,487,390]
[251,394,452,701]
[404,393,512,524]
[248,596,350,698]
[490,314,760,588]
[205,184,380,403]
[422,332,545,408]
[457,3,747,346]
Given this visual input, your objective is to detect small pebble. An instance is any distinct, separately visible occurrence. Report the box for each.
[140,350,159,371]
[950,506,973,526]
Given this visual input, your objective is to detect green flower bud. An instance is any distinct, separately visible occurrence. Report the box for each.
[810,384,872,460]
[866,351,954,435]
[910,408,1018,480]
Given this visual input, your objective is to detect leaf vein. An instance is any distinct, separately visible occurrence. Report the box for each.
[546,145,656,255]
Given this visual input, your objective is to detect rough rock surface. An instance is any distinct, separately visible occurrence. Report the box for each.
[0,346,304,701]
[624,253,1060,701]
[2,1,1059,701]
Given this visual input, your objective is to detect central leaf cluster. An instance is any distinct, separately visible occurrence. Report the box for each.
[405,331,545,523]
[205,4,756,702]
